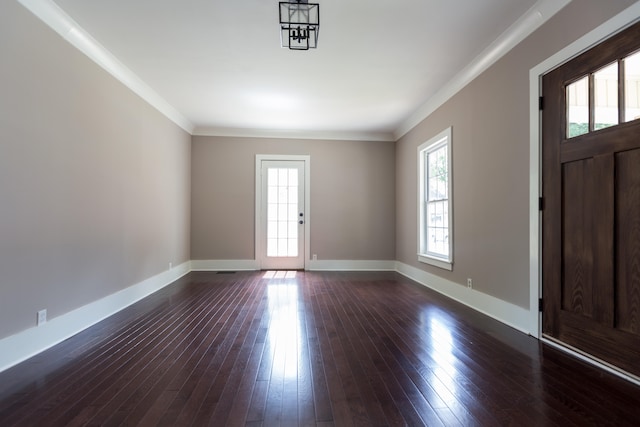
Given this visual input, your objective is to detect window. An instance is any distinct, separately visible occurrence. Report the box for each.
[418,127,453,270]
[566,49,640,139]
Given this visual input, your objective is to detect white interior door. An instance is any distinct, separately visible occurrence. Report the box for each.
[258,159,306,270]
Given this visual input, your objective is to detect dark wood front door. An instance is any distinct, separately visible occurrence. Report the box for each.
[542,21,640,377]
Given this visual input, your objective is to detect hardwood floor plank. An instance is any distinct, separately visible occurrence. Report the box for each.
[246,380,269,423]
[2,271,640,426]
[296,292,317,427]
[12,285,219,426]
[320,279,404,426]
[170,275,262,426]
[201,288,267,425]
[221,317,270,426]
[92,286,237,426]
[350,277,542,426]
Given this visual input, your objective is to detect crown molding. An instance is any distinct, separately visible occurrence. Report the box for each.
[393,0,572,140]
[17,0,195,134]
[17,0,572,142]
[192,126,396,142]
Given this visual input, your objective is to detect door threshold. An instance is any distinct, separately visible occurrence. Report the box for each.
[541,335,640,387]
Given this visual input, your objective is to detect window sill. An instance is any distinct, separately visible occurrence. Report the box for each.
[418,254,453,271]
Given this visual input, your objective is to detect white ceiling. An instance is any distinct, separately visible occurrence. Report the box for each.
[38,0,556,140]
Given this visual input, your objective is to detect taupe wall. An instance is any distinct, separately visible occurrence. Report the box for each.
[191,136,395,261]
[1,0,633,345]
[395,0,636,309]
[0,2,191,339]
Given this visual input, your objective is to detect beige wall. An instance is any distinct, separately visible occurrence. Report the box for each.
[191,136,395,261]
[395,0,636,309]
[0,2,191,339]
[1,0,634,344]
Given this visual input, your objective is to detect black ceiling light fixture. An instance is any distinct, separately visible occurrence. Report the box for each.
[279,0,319,50]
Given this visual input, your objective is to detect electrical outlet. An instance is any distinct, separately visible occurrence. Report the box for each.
[169,262,173,270]
[312,254,317,261]
[467,278,473,289]
[37,309,47,326]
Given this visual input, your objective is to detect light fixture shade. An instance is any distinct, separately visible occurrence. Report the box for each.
[279,1,320,50]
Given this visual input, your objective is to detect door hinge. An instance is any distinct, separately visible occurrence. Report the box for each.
[539,197,544,211]
[539,96,544,111]
[539,298,543,312]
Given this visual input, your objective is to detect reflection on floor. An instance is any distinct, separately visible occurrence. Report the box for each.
[1,270,639,426]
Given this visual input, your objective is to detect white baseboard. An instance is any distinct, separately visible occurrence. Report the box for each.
[307,259,396,271]
[395,261,531,335]
[0,261,191,373]
[0,259,532,374]
[189,259,396,272]
[190,259,260,271]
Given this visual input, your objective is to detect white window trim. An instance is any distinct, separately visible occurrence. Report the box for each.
[417,127,453,270]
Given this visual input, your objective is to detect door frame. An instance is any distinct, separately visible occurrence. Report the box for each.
[255,154,311,270]
[528,4,640,381]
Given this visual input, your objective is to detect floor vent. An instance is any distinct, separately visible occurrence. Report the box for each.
[216,271,236,274]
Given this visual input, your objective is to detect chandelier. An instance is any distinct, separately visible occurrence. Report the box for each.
[279,1,320,50]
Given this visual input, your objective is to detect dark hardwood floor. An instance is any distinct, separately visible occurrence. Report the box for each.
[1,271,639,426]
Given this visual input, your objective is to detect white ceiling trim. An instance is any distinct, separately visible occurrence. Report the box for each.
[193,127,396,142]
[394,0,572,140]
[16,0,570,142]
[16,0,195,134]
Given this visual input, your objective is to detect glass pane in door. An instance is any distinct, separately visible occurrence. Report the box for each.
[566,76,589,138]
[593,62,618,130]
[625,50,640,122]
[267,168,299,257]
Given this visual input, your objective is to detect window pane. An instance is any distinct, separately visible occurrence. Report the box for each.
[278,169,288,186]
[278,238,288,256]
[567,76,589,138]
[278,221,288,239]
[268,220,278,238]
[434,229,444,255]
[267,203,277,221]
[429,227,449,257]
[266,166,300,258]
[268,169,278,186]
[278,187,288,204]
[594,62,618,131]
[288,204,297,221]
[427,203,437,228]
[426,200,448,257]
[268,186,277,204]
[442,172,448,199]
[625,51,640,122]
[277,203,287,222]
[428,175,439,201]
[434,202,443,228]
[443,202,449,228]
[428,146,447,201]
[418,127,452,267]
[288,169,298,186]
[428,151,438,179]
[437,175,445,201]
[267,238,278,257]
